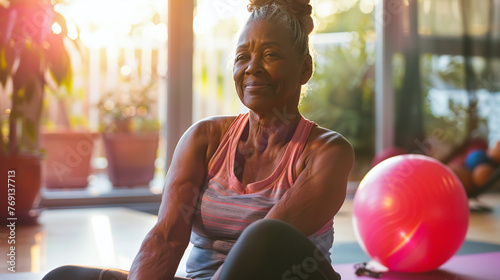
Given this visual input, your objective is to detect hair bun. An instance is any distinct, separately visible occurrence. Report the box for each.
[248,0,314,35]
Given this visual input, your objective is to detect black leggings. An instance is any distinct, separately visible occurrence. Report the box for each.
[42,219,340,280]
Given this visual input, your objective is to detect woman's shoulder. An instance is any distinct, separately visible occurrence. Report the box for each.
[307,126,352,150]
[298,125,354,170]
[190,115,239,157]
[193,115,239,138]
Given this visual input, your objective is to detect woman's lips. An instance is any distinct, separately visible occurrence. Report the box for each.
[245,81,272,90]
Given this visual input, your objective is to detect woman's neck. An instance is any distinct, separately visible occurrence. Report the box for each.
[241,108,301,155]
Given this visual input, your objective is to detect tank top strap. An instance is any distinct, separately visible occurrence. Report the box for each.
[287,116,317,186]
[206,113,249,179]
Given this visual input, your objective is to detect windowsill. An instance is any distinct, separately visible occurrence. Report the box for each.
[39,172,163,209]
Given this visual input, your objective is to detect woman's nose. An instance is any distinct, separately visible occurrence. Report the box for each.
[245,55,263,75]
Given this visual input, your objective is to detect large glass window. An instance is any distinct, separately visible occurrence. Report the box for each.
[388,0,500,161]
[39,0,169,206]
[192,0,248,121]
[301,0,376,180]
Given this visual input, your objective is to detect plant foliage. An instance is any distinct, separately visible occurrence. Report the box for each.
[0,0,74,155]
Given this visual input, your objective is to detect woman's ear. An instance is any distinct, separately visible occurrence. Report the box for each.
[300,54,313,85]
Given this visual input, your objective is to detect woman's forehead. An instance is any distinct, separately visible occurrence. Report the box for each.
[237,20,292,49]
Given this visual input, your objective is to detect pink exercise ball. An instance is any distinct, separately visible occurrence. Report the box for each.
[353,154,469,272]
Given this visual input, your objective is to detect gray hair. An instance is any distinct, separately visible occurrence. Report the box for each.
[246,3,312,57]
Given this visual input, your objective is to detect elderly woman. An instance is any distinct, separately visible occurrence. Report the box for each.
[43,0,353,279]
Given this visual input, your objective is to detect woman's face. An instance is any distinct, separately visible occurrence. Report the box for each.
[233,20,312,114]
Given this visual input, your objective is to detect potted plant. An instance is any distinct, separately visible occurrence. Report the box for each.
[98,72,160,188]
[0,0,74,221]
[41,87,98,189]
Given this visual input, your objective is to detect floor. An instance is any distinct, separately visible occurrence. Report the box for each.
[1,191,499,280]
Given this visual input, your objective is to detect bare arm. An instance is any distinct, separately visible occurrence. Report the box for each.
[265,130,354,236]
[128,120,215,280]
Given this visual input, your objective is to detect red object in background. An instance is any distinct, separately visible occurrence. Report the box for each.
[488,141,500,164]
[103,132,159,188]
[448,162,474,194]
[472,163,496,187]
[42,131,98,189]
[447,138,489,166]
[0,154,42,223]
[448,154,466,166]
[371,146,408,167]
[353,155,469,272]
[464,138,489,155]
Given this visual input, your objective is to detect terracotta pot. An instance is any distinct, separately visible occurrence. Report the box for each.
[103,132,159,188]
[0,154,43,223]
[42,131,98,189]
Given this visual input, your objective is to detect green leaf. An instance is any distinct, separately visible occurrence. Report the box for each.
[46,32,72,88]
[23,76,37,103]
[0,48,6,69]
[61,65,73,90]
[12,43,42,93]
[23,118,37,145]
[3,43,17,70]
[0,56,8,87]
[0,46,16,87]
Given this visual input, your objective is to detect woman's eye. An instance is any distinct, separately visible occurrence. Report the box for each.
[235,54,247,62]
[265,52,278,58]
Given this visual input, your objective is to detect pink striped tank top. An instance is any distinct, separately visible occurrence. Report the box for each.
[186,113,334,279]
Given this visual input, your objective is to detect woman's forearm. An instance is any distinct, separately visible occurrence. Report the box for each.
[127,119,217,279]
[128,229,189,280]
